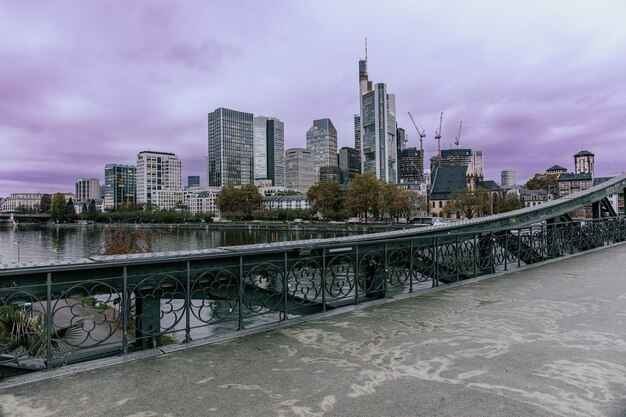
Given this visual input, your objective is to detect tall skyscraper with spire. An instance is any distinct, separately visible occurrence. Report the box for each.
[358,40,397,183]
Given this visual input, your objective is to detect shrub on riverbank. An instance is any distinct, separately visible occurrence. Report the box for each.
[93,210,213,224]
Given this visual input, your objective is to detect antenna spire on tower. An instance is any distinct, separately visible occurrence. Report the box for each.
[365,37,368,60]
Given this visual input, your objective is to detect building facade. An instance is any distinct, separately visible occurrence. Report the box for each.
[354,115,361,169]
[398,148,423,183]
[285,148,316,193]
[208,107,254,187]
[306,118,338,180]
[262,195,310,211]
[339,147,360,187]
[187,176,200,188]
[1,193,44,212]
[500,170,517,187]
[183,187,222,216]
[254,116,285,186]
[104,164,136,211]
[75,178,101,202]
[359,52,397,182]
[136,151,182,208]
[574,150,594,174]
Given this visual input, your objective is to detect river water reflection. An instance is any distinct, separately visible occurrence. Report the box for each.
[0,224,359,264]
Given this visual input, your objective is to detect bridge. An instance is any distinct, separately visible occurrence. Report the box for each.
[1,240,625,416]
[0,213,52,226]
[0,173,625,377]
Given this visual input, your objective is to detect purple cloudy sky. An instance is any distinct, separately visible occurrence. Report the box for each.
[1,0,626,195]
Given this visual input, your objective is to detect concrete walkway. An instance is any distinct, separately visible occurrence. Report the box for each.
[1,244,626,417]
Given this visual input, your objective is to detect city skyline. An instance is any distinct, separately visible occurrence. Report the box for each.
[2,1,626,195]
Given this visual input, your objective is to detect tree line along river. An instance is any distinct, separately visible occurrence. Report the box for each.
[0,223,378,264]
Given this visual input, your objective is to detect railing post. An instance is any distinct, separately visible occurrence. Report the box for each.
[283,252,288,321]
[122,266,128,355]
[354,245,359,302]
[185,261,191,343]
[517,228,522,267]
[539,223,546,261]
[473,233,477,278]
[409,240,414,293]
[238,256,244,331]
[455,234,460,282]
[321,248,327,311]
[383,243,388,297]
[46,272,52,370]
[433,237,439,287]
[504,232,508,271]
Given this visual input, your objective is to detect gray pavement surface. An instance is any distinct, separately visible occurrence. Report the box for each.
[1,244,626,417]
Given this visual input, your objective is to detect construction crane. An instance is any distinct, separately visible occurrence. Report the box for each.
[407,112,426,178]
[454,121,463,149]
[434,112,443,162]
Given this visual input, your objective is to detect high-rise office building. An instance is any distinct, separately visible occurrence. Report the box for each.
[358,48,397,183]
[285,148,315,193]
[398,148,423,183]
[208,107,254,187]
[500,169,517,187]
[354,115,361,168]
[187,176,201,188]
[104,164,136,211]
[306,118,338,180]
[339,147,360,186]
[396,126,406,157]
[254,116,285,186]
[75,178,101,202]
[136,151,182,207]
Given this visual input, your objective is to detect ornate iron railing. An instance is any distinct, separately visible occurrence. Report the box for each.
[0,216,624,373]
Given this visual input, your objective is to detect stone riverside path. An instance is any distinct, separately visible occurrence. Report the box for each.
[1,243,626,417]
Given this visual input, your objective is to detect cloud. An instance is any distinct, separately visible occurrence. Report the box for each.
[1,0,626,195]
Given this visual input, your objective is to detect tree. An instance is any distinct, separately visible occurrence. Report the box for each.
[38,194,52,213]
[525,173,558,194]
[443,188,491,219]
[380,183,401,222]
[50,193,66,222]
[496,194,525,213]
[307,180,344,220]
[345,173,384,222]
[216,184,262,220]
[65,198,76,216]
[87,199,98,219]
[397,190,427,221]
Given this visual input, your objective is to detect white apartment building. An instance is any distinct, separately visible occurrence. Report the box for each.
[184,187,222,216]
[136,151,182,207]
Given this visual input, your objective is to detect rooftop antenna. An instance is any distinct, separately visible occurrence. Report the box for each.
[365,37,368,60]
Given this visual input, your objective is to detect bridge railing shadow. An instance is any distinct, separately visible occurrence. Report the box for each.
[1,216,624,376]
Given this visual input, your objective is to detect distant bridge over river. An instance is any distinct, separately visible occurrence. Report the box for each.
[0,173,625,376]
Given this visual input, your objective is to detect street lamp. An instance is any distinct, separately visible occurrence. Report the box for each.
[14,240,20,263]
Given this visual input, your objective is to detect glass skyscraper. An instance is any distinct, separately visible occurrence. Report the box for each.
[254,116,285,186]
[208,108,254,187]
[104,164,136,211]
[306,118,338,180]
[285,148,315,193]
[358,51,397,183]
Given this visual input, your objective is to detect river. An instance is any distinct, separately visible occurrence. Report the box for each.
[0,224,365,264]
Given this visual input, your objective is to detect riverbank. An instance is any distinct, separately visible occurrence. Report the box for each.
[16,221,421,234]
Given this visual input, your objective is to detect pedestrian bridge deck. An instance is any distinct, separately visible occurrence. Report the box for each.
[2,243,625,417]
